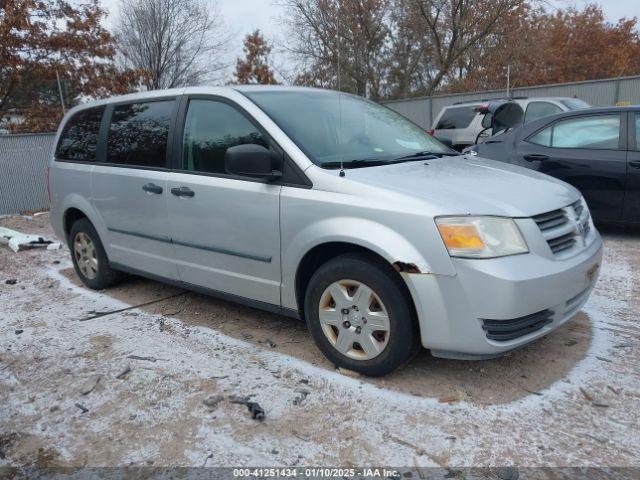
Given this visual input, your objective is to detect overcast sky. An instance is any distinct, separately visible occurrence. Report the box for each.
[100,0,640,81]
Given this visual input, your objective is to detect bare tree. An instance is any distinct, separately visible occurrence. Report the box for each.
[115,0,230,89]
[280,0,527,99]
[409,0,528,96]
[281,0,392,100]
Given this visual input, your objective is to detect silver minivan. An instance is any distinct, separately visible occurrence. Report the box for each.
[49,86,602,375]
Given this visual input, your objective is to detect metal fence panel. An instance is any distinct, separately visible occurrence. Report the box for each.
[384,75,640,129]
[0,133,55,215]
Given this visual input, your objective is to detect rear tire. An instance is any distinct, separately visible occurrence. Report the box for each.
[69,218,123,290]
[304,253,419,376]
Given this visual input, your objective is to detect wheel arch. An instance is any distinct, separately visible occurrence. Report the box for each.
[294,241,419,323]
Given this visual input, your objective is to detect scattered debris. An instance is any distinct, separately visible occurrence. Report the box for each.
[228,394,253,404]
[46,243,61,251]
[0,227,58,253]
[79,292,187,321]
[127,355,159,362]
[79,375,101,395]
[564,339,578,346]
[246,402,265,421]
[5,279,17,285]
[293,388,310,406]
[613,342,637,348]
[586,434,609,444]
[74,403,89,414]
[52,260,61,265]
[337,367,361,378]
[259,338,276,348]
[580,387,610,408]
[385,433,426,456]
[14,329,23,335]
[202,394,225,409]
[115,365,131,379]
[607,386,621,395]
[49,405,59,413]
[596,356,613,363]
[228,395,264,420]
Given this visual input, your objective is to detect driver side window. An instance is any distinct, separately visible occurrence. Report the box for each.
[182,99,269,175]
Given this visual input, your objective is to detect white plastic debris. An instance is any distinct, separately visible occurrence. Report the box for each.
[0,226,58,253]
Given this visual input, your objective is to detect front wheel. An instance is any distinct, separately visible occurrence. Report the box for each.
[304,253,419,376]
[69,218,124,290]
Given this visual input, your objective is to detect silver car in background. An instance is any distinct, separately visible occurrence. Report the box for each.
[431,96,591,150]
[49,86,602,375]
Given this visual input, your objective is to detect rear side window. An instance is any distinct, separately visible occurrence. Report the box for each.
[435,106,477,129]
[55,106,105,161]
[523,102,562,124]
[182,99,268,174]
[107,100,174,168]
[528,115,620,149]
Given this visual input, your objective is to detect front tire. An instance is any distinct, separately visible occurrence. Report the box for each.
[304,253,419,376]
[69,218,123,290]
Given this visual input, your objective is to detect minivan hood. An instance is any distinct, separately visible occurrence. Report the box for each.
[343,155,580,217]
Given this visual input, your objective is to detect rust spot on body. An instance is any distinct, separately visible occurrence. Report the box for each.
[393,261,422,274]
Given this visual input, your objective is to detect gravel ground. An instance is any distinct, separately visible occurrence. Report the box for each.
[1,213,639,472]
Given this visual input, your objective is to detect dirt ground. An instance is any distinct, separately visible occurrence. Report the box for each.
[1,213,639,472]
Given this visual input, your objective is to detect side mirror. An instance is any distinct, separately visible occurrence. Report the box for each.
[225,144,282,181]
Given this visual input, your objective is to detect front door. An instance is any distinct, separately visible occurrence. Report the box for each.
[518,113,627,222]
[624,111,640,222]
[92,99,178,279]
[166,97,281,306]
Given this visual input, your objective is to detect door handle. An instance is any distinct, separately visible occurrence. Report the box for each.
[630,160,640,169]
[142,183,163,194]
[524,154,549,162]
[171,186,195,197]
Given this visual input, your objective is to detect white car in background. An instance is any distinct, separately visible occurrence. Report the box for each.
[429,97,591,151]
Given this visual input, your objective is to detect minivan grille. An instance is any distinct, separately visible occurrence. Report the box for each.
[533,200,591,257]
[481,309,554,342]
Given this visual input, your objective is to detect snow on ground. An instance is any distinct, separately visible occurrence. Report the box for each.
[0,214,639,472]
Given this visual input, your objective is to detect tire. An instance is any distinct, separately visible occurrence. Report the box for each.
[304,253,420,376]
[69,218,123,290]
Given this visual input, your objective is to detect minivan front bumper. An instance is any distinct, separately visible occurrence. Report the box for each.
[404,233,603,358]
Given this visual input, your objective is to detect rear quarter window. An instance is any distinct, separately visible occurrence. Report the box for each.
[435,106,477,129]
[55,106,105,161]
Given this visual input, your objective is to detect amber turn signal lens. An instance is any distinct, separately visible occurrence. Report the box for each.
[437,224,485,250]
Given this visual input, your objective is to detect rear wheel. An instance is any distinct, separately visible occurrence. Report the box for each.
[69,218,123,290]
[304,253,419,376]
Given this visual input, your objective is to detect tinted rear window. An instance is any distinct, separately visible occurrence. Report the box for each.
[107,100,174,168]
[436,106,477,129]
[55,106,105,161]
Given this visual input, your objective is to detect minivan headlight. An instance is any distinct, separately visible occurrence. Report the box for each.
[436,216,528,258]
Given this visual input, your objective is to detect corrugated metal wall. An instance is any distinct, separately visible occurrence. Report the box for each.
[384,75,640,129]
[0,133,55,215]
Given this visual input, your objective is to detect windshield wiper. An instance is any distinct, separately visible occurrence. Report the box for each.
[391,150,460,161]
[320,159,395,169]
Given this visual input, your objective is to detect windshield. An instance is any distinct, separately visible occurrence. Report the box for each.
[560,98,591,110]
[244,89,451,166]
